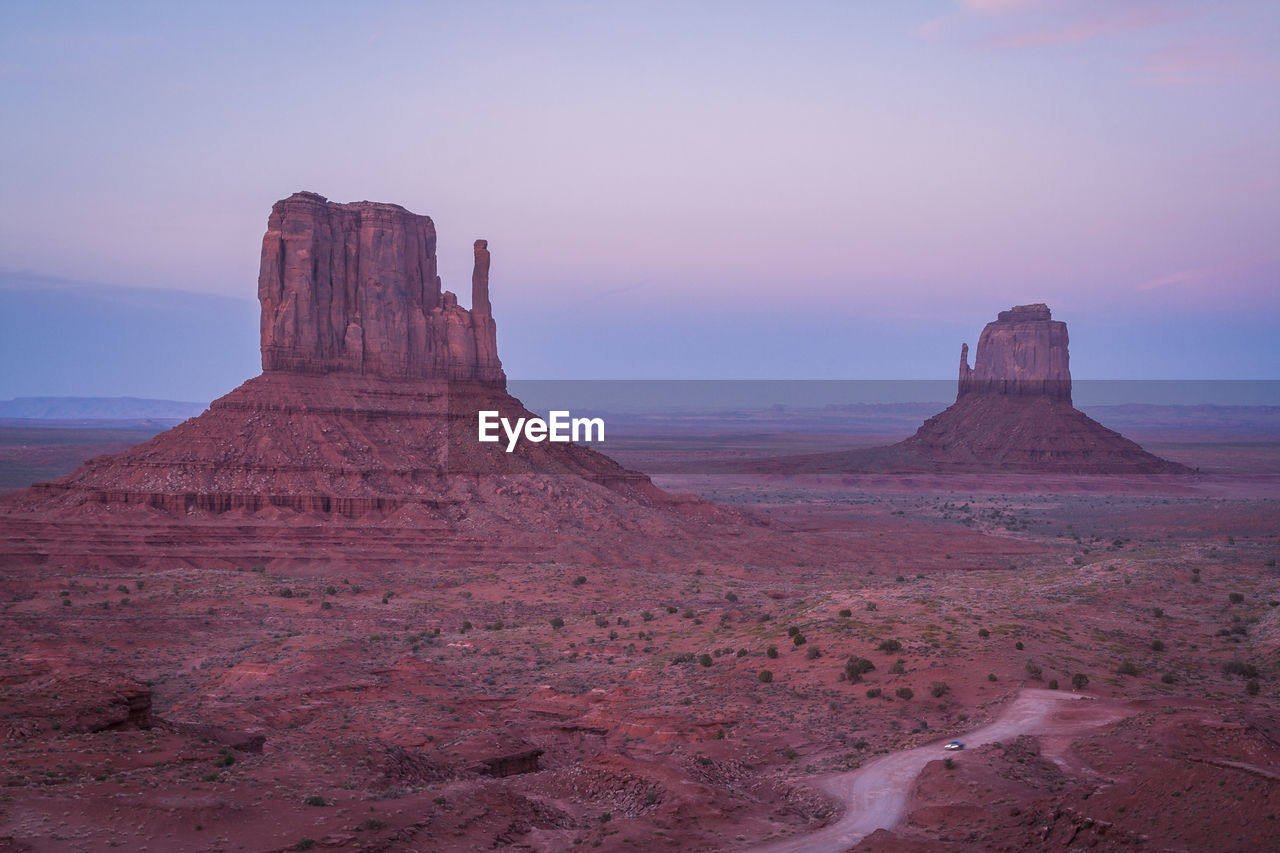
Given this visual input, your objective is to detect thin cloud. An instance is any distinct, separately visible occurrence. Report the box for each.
[1139,39,1277,85]
[1137,268,1212,291]
[990,5,1181,49]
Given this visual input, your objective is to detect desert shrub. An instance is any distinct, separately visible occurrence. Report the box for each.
[360,818,385,831]
[594,616,609,628]
[1246,680,1260,696]
[805,646,821,660]
[572,576,587,586]
[865,602,878,611]
[666,605,677,614]
[293,840,316,851]
[214,748,235,768]
[1223,660,1259,678]
[1071,673,1089,690]
[1024,660,1043,680]
[766,645,779,659]
[1015,641,1024,650]
[987,673,997,682]
[787,626,801,637]
[977,628,990,638]
[1048,679,1059,690]
[278,588,293,598]
[758,669,773,683]
[460,621,472,633]
[895,687,914,700]
[641,610,654,622]
[681,608,695,619]
[699,654,713,667]
[303,795,327,807]
[725,592,738,602]
[737,648,748,657]
[930,681,949,698]
[1228,592,1244,604]
[895,575,906,582]
[888,658,906,675]
[549,617,565,629]
[877,639,902,653]
[320,601,332,610]
[1161,672,1177,684]
[1152,607,1163,618]
[669,652,695,665]
[1116,661,1140,676]
[865,688,881,698]
[838,608,852,618]
[943,757,955,770]
[793,633,807,647]
[1151,639,1165,652]
[844,656,875,682]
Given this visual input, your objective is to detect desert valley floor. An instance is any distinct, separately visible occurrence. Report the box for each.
[1,425,1278,852]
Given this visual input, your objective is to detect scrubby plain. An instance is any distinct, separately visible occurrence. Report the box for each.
[1,429,1276,853]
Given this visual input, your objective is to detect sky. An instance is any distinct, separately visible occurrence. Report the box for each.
[1,0,1277,400]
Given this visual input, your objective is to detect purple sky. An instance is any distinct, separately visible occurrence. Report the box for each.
[1,1,1277,397]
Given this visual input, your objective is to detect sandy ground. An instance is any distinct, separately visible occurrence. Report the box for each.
[753,690,1133,852]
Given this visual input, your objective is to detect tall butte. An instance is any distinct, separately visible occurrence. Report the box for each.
[0,192,745,569]
[895,303,1188,472]
[752,303,1188,474]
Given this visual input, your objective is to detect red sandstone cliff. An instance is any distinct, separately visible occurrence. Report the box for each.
[259,192,503,382]
[957,303,1071,402]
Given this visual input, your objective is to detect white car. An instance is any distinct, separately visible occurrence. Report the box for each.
[944,740,964,750]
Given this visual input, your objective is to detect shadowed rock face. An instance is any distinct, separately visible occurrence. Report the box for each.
[958,303,1071,402]
[259,191,503,383]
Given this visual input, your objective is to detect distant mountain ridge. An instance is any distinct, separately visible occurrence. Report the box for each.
[0,397,207,421]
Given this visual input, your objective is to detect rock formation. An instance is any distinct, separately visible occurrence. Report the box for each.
[750,304,1189,474]
[258,192,503,382]
[957,304,1070,402]
[896,303,1186,472]
[0,192,752,569]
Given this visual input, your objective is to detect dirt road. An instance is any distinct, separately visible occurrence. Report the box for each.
[752,689,1131,852]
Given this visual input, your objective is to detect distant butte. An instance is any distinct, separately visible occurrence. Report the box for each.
[758,304,1190,474]
[0,192,758,569]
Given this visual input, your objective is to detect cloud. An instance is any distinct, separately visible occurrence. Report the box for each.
[1139,39,1277,85]
[913,16,948,42]
[1137,269,1207,291]
[989,5,1181,49]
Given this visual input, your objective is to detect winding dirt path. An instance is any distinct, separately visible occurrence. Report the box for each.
[752,689,1132,852]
